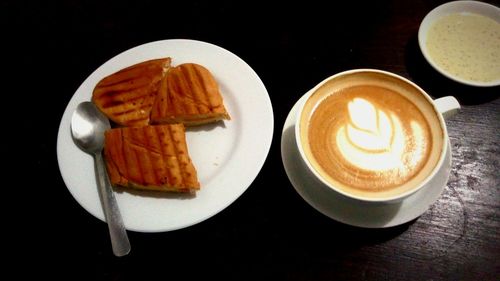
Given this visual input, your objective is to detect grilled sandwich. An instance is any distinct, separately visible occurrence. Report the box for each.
[104,124,200,193]
[92,58,171,127]
[150,63,230,126]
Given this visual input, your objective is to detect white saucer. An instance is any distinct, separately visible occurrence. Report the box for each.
[281,95,452,228]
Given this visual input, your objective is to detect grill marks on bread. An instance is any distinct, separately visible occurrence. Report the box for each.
[150,63,230,125]
[93,59,229,127]
[104,124,200,193]
[94,59,230,193]
[92,58,171,127]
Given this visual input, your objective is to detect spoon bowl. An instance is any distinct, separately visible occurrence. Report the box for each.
[71,101,131,257]
[71,102,110,153]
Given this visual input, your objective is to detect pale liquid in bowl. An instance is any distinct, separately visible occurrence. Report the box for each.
[300,72,445,199]
[426,12,500,83]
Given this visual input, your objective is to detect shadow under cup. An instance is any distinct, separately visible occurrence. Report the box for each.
[295,69,459,204]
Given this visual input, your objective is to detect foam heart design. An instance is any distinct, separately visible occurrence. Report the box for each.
[335,98,407,171]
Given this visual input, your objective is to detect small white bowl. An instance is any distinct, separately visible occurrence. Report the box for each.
[418,1,500,87]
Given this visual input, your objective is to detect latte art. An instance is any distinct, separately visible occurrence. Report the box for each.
[299,71,446,200]
[305,84,438,194]
[345,98,395,152]
[337,97,426,173]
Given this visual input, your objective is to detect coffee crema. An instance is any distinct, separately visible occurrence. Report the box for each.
[299,72,444,199]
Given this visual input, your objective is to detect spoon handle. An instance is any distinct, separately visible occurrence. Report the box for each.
[94,152,131,257]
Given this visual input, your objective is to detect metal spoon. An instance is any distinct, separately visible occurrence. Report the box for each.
[71,101,130,257]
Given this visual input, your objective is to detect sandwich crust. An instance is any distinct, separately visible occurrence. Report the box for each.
[94,60,230,193]
[92,58,171,127]
[104,124,200,193]
[150,63,230,126]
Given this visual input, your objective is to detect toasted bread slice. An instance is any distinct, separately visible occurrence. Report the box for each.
[150,63,230,126]
[104,124,200,193]
[92,58,171,127]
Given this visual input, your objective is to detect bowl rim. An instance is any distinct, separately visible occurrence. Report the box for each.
[418,0,500,87]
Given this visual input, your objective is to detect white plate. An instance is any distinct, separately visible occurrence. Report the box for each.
[281,94,451,228]
[57,39,274,232]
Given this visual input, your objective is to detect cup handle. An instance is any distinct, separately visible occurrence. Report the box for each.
[434,96,460,119]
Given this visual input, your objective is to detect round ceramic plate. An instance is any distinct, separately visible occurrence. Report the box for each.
[281,94,452,228]
[57,39,274,232]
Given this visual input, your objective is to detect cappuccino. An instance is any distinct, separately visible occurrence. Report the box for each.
[299,71,445,200]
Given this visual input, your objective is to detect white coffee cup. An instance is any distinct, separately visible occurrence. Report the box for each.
[295,69,459,204]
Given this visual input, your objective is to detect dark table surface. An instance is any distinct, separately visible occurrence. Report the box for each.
[6,0,499,280]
